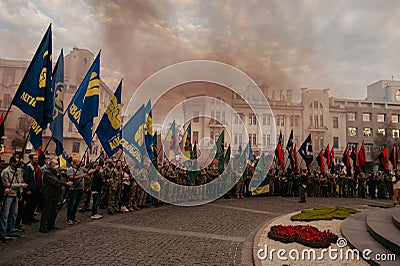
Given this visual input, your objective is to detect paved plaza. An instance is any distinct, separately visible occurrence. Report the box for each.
[0,196,392,265]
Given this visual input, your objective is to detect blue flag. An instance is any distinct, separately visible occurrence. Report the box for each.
[59,152,71,171]
[122,105,147,169]
[67,52,100,148]
[286,130,293,153]
[96,80,122,156]
[247,141,254,163]
[144,100,154,159]
[50,49,64,156]
[166,120,177,161]
[12,25,53,149]
[298,133,313,166]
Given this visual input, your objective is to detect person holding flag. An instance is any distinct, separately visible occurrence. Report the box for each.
[275,130,284,169]
[298,134,313,169]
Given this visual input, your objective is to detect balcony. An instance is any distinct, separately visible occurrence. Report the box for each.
[308,126,328,132]
[208,119,228,127]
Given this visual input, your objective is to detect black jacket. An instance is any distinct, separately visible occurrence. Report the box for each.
[43,168,67,200]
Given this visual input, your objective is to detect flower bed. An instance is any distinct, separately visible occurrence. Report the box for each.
[290,206,360,221]
[268,224,338,248]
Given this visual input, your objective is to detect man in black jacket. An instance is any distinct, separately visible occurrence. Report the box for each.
[298,168,308,203]
[39,159,72,233]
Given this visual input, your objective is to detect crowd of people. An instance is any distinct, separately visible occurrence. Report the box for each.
[1,153,399,243]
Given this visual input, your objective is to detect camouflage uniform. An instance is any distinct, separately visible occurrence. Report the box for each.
[107,165,122,214]
[127,169,139,211]
[100,164,112,208]
[357,173,367,198]
[79,170,93,211]
[235,169,244,199]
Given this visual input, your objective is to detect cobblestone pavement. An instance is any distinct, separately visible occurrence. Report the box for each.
[0,196,391,265]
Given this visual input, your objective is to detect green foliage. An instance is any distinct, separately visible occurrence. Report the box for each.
[290,206,360,221]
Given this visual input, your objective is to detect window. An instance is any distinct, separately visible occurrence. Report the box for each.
[363,127,372,137]
[276,115,284,126]
[392,129,399,138]
[18,117,28,130]
[262,114,266,125]
[267,115,271,126]
[216,111,221,122]
[348,112,356,121]
[193,111,199,123]
[249,114,253,125]
[234,133,238,145]
[348,143,358,150]
[262,134,266,145]
[348,127,357,137]
[314,115,319,128]
[333,117,338,128]
[252,114,257,125]
[392,114,399,123]
[267,134,271,146]
[377,114,386,123]
[238,133,243,145]
[290,116,293,127]
[309,115,313,127]
[320,115,324,127]
[2,94,10,108]
[248,134,252,143]
[294,116,299,127]
[193,131,199,143]
[396,90,400,101]
[365,144,373,152]
[253,134,257,146]
[72,142,80,153]
[377,128,386,136]
[363,113,371,122]
[333,137,339,149]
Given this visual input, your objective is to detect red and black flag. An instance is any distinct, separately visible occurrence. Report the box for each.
[275,130,284,168]
[350,145,359,171]
[323,144,331,168]
[358,141,366,172]
[292,144,299,173]
[379,147,389,172]
[389,144,398,171]
[330,147,335,169]
[316,150,325,173]
[342,145,351,175]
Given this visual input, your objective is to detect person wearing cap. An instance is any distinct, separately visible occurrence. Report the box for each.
[40,159,73,233]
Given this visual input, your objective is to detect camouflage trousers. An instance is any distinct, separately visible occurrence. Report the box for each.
[79,187,91,210]
[107,187,121,212]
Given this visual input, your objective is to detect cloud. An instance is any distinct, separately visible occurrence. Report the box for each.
[2,0,400,101]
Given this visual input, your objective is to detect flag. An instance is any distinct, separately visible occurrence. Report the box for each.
[292,144,299,172]
[379,147,389,171]
[84,150,90,165]
[50,49,64,156]
[59,152,71,171]
[67,52,100,148]
[0,113,4,142]
[188,141,198,185]
[12,25,53,150]
[248,140,254,163]
[37,146,46,167]
[166,120,177,161]
[96,80,122,156]
[358,141,366,172]
[152,131,158,162]
[224,144,231,163]
[234,144,242,160]
[342,145,350,167]
[324,144,331,168]
[121,105,147,169]
[215,131,225,174]
[330,147,335,169]
[316,150,325,173]
[144,100,154,159]
[286,130,293,153]
[390,144,398,170]
[298,134,313,166]
[251,154,269,195]
[274,142,284,168]
[182,122,192,162]
[278,130,283,147]
[350,146,359,170]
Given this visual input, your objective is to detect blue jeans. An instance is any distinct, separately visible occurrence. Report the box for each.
[0,196,18,237]
[91,192,100,216]
[67,189,83,221]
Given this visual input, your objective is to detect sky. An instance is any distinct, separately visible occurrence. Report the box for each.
[1,0,400,102]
